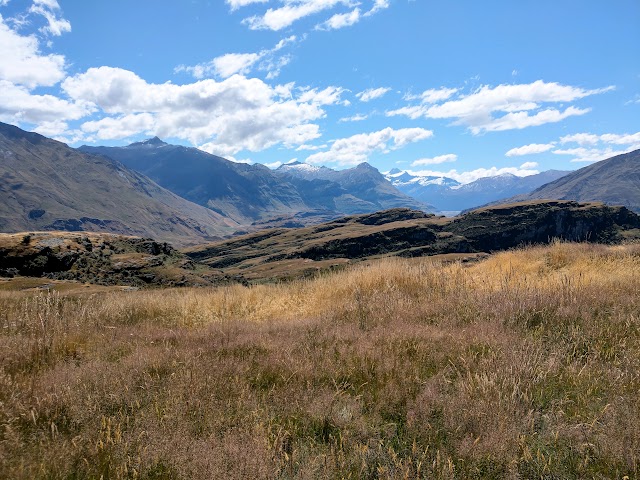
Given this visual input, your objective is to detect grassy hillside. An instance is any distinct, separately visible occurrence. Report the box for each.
[1,242,639,479]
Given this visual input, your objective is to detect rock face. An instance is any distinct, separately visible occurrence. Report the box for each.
[0,122,239,246]
[184,201,640,282]
[0,232,240,287]
[450,200,639,251]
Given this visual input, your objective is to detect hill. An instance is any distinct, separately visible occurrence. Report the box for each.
[500,149,640,212]
[0,123,238,246]
[184,200,640,281]
[79,142,432,224]
[386,169,570,213]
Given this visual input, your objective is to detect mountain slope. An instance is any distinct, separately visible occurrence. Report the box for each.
[386,169,570,212]
[79,140,307,224]
[0,123,238,246]
[80,143,434,223]
[504,149,640,212]
[275,161,434,214]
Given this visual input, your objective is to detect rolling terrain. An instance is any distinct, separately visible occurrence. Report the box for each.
[0,123,238,246]
[185,200,640,281]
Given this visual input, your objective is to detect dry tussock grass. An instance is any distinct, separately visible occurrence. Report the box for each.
[1,241,639,479]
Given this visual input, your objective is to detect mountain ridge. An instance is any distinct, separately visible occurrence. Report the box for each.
[0,122,238,246]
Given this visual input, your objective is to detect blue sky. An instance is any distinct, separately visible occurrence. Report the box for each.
[1,0,639,183]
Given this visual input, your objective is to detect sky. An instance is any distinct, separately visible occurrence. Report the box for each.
[0,0,639,183]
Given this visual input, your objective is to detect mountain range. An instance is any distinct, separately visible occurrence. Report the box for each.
[385,169,571,213]
[494,149,640,212]
[0,122,238,246]
[79,141,430,225]
[1,122,638,247]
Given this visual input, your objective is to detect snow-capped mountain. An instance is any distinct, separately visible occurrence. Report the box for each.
[385,169,570,213]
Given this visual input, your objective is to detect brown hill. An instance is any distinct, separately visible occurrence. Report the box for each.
[0,122,239,246]
[184,201,640,281]
[498,149,640,212]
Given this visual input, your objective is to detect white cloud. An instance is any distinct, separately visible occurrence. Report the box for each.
[519,161,539,169]
[364,0,389,16]
[356,87,390,102]
[505,143,555,157]
[388,80,614,134]
[404,87,458,104]
[29,2,70,37]
[226,0,268,11]
[339,113,368,122]
[316,7,360,30]
[243,0,352,31]
[306,127,433,166]
[408,166,540,184]
[411,154,457,166]
[551,131,640,162]
[295,143,327,151]
[80,113,156,140]
[176,35,297,80]
[210,52,262,78]
[0,15,66,88]
[559,133,600,145]
[476,106,590,133]
[264,161,283,169]
[298,85,347,105]
[62,67,350,155]
[0,80,92,124]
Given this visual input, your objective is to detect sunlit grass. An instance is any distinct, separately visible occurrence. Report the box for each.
[1,242,639,478]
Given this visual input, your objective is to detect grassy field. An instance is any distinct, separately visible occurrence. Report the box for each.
[1,242,639,479]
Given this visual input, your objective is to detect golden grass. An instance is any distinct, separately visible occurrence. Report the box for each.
[1,241,639,479]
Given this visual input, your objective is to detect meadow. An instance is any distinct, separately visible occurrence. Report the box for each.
[1,241,639,479]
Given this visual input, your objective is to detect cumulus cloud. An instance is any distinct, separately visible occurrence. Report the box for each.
[408,165,540,185]
[0,15,66,88]
[176,35,297,80]
[411,154,457,167]
[0,80,92,124]
[306,127,433,166]
[356,87,390,102]
[80,113,156,140]
[62,67,351,155]
[387,80,614,134]
[505,143,555,157]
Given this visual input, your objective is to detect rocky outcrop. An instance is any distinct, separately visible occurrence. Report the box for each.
[450,201,639,251]
[0,232,243,287]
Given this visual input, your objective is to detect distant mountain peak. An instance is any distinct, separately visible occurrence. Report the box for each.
[388,168,403,175]
[128,136,168,148]
[355,162,378,172]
